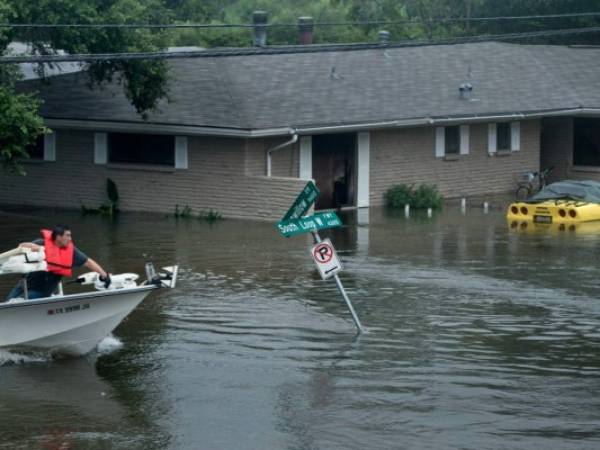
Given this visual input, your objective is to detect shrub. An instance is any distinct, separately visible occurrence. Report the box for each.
[174,204,193,219]
[199,209,223,223]
[385,184,443,209]
[81,178,119,217]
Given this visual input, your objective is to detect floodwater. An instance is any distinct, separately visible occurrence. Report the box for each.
[1,203,600,450]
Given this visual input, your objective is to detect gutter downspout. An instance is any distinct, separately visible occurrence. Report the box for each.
[266,129,298,177]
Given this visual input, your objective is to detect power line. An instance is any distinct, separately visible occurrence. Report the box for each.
[2,26,600,64]
[2,11,600,30]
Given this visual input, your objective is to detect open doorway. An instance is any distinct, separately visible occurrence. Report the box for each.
[312,133,356,210]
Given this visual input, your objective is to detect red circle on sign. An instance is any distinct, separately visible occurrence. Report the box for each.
[313,243,333,263]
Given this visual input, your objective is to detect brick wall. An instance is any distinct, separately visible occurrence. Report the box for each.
[369,120,541,205]
[245,137,298,178]
[0,130,306,220]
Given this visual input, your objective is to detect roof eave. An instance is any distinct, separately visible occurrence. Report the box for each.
[45,107,600,138]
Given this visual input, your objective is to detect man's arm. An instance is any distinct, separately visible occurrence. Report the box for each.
[18,242,42,251]
[84,258,108,279]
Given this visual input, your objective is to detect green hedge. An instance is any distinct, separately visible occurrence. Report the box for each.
[385,184,443,209]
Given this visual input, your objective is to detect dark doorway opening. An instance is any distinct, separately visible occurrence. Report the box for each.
[312,133,356,210]
[573,118,600,167]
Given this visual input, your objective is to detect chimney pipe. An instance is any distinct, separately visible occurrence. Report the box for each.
[298,16,314,45]
[378,30,390,46]
[253,11,268,47]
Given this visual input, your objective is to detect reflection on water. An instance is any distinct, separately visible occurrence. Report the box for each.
[1,203,600,449]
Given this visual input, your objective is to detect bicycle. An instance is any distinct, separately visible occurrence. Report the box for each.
[515,166,554,201]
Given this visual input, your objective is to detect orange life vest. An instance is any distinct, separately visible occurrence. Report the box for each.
[41,229,74,277]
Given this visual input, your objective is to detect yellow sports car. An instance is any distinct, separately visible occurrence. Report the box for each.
[507,180,600,224]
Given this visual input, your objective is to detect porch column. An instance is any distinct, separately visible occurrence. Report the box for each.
[357,131,370,207]
[299,136,312,179]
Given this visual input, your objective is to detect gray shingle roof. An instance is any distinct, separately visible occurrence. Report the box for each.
[21,42,600,132]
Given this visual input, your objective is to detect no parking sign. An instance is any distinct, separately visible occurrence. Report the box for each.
[310,238,341,280]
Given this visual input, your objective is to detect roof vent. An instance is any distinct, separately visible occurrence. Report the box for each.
[459,82,473,100]
[330,66,341,80]
[252,11,268,47]
[378,30,390,46]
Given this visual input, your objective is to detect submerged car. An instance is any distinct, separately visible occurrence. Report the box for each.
[507,180,600,224]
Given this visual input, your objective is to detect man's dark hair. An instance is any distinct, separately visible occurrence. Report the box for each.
[51,225,71,240]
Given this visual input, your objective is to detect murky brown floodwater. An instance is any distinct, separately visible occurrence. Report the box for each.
[1,202,600,450]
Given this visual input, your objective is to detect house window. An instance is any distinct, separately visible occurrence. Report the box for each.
[573,118,600,166]
[436,125,469,158]
[497,123,511,150]
[444,126,460,154]
[488,122,520,154]
[26,135,45,160]
[108,133,175,166]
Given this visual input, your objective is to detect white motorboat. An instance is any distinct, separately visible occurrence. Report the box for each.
[0,247,177,356]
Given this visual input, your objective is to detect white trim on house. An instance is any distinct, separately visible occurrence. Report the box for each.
[435,127,445,158]
[487,124,497,154]
[94,132,107,164]
[43,132,56,161]
[45,108,600,139]
[299,136,312,179]
[175,136,188,169]
[511,122,521,151]
[460,125,470,155]
[357,131,370,208]
[45,119,293,138]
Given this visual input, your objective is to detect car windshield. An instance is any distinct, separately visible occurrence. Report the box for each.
[530,180,600,203]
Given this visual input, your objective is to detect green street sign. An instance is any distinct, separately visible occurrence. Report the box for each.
[276,211,343,238]
[281,181,320,221]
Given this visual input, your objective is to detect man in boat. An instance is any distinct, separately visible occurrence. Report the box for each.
[4,225,111,301]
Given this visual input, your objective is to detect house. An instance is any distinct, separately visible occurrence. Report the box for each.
[2,40,599,219]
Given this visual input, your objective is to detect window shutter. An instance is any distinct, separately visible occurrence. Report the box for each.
[460,125,469,155]
[511,122,520,151]
[487,124,497,154]
[94,132,107,164]
[435,127,445,158]
[43,132,56,161]
[175,136,188,169]
[299,136,312,179]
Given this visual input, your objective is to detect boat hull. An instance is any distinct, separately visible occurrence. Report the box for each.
[0,286,158,356]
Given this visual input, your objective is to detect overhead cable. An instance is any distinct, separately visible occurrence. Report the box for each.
[2,11,600,30]
[2,26,600,64]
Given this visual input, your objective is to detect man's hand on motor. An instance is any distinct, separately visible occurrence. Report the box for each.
[99,274,111,288]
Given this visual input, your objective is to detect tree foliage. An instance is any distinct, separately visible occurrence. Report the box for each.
[0,85,44,175]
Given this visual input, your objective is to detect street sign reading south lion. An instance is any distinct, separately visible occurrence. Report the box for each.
[276,211,343,238]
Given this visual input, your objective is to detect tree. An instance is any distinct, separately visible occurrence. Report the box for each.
[0,67,44,175]
[0,0,175,173]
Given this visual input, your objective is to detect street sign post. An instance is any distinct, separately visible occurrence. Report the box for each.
[276,182,364,334]
[276,211,342,238]
[310,238,342,280]
[281,180,320,221]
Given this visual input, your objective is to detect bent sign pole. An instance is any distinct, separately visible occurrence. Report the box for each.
[311,231,364,334]
[276,181,364,334]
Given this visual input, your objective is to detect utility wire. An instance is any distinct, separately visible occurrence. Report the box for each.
[2,11,600,30]
[2,26,600,64]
